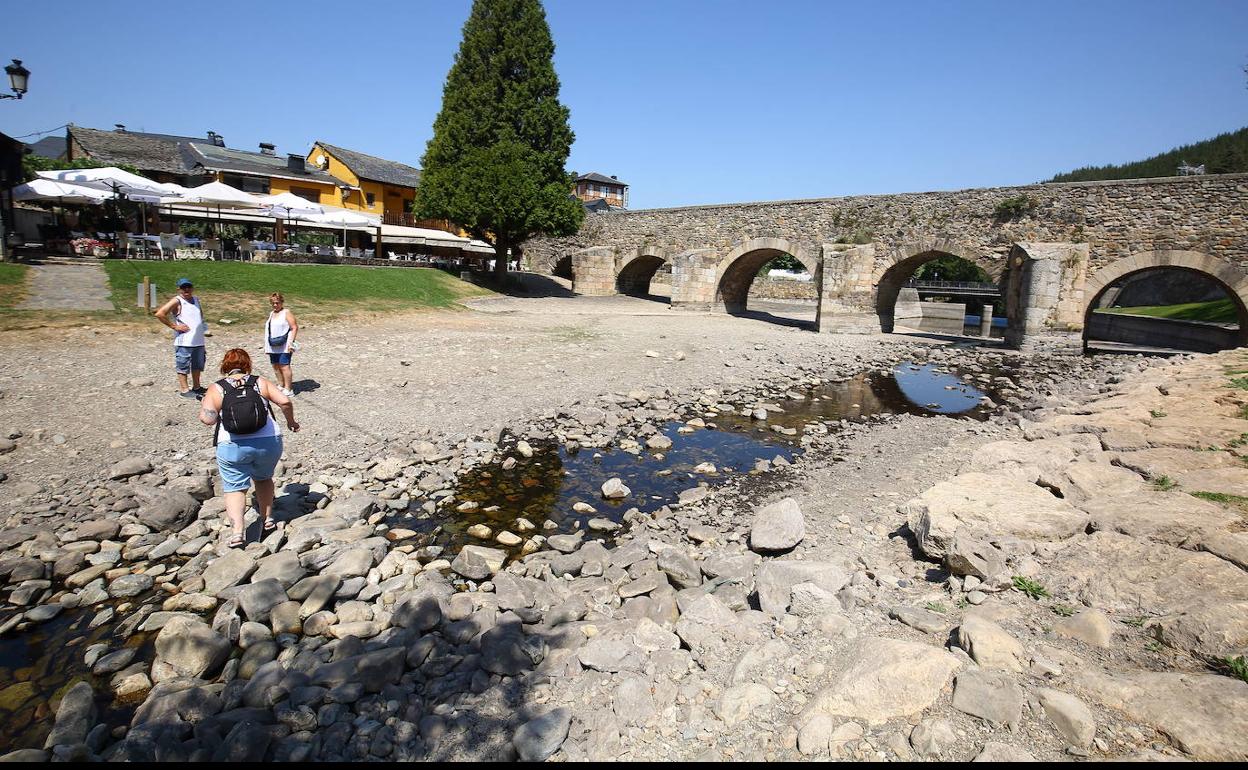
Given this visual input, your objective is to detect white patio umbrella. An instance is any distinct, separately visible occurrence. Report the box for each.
[38,166,171,199]
[12,178,112,204]
[303,207,380,247]
[257,191,325,218]
[161,181,262,237]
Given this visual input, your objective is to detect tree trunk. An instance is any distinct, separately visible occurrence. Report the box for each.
[493,241,509,281]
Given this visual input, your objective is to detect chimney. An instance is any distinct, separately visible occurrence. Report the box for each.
[206,131,224,147]
[610,175,617,181]
[287,153,306,173]
[114,124,126,132]
[259,142,276,156]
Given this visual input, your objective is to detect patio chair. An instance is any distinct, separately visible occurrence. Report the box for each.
[333,246,345,258]
[157,233,179,260]
[203,238,222,260]
[238,241,256,261]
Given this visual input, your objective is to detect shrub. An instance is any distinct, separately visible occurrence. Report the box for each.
[1011,575,1049,600]
[994,195,1038,220]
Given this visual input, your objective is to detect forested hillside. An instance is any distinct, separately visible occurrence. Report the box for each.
[1048,126,1248,182]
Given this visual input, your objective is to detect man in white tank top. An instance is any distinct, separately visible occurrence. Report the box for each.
[154,277,208,399]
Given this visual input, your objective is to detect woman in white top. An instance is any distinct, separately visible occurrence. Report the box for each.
[264,292,299,397]
[199,348,300,548]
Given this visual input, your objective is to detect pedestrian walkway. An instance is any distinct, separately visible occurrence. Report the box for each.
[17,261,114,311]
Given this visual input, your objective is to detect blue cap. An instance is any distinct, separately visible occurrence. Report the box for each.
[176,277,193,288]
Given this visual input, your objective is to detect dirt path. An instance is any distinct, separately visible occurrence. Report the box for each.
[15,262,113,311]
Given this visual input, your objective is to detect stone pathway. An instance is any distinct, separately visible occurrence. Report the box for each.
[16,262,114,311]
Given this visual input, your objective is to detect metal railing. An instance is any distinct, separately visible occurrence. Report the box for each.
[904,279,1001,294]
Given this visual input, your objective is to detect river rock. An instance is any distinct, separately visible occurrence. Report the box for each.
[755,560,850,617]
[903,473,1088,559]
[749,497,805,552]
[203,549,257,595]
[600,478,630,500]
[132,485,201,532]
[715,682,775,726]
[43,681,95,749]
[251,550,305,588]
[1054,609,1113,648]
[800,637,961,725]
[451,545,506,580]
[1037,687,1095,747]
[107,573,154,598]
[956,614,1026,672]
[513,707,571,762]
[238,579,288,622]
[108,457,152,480]
[153,616,230,680]
[1073,669,1248,760]
[951,669,1023,725]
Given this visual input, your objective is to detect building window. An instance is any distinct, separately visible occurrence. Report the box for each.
[290,188,320,203]
[366,193,376,208]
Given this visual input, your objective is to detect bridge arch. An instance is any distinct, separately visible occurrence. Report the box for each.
[1083,250,1248,350]
[875,238,1003,333]
[616,245,670,297]
[714,237,820,315]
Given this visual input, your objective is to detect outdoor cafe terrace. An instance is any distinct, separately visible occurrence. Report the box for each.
[7,167,496,265]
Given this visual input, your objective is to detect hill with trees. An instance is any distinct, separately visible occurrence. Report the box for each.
[1047,126,1248,183]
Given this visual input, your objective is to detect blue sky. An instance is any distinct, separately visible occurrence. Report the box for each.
[2,0,1246,209]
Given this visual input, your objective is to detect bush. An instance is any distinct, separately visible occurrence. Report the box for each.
[994,195,1038,220]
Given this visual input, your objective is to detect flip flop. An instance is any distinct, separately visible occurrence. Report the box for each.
[262,518,278,533]
[228,533,246,549]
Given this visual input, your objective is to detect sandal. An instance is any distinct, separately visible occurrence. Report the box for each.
[262,518,278,533]
[228,533,246,549]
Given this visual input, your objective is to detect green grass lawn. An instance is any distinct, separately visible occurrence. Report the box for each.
[103,261,492,323]
[1098,298,1239,325]
[0,263,30,310]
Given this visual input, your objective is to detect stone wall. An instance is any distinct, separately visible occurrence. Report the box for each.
[529,173,1248,279]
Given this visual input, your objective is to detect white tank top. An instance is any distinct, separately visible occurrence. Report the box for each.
[173,297,206,347]
[264,309,292,354]
[215,376,282,444]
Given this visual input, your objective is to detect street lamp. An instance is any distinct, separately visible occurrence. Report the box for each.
[2,60,30,100]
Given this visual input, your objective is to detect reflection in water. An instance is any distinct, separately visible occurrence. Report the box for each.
[410,360,999,557]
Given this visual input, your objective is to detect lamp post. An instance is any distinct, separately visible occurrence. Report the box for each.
[1,60,30,100]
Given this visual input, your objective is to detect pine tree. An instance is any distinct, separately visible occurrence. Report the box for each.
[415,0,584,278]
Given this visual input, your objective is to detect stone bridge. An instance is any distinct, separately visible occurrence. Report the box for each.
[525,173,1248,348]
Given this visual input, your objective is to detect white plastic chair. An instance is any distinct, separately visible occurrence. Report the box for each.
[158,233,179,260]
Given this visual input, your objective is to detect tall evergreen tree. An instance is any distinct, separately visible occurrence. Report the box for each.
[415,0,583,278]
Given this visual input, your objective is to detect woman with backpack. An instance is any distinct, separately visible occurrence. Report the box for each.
[198,348,300,548]
[265,292,299,397]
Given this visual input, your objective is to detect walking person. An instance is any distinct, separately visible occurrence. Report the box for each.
[198,348,299,548]
[264,292,299,397]
[154,277,207,399]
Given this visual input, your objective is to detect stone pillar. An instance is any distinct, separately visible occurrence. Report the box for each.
[816,244,878,333]
[670,248,719,310]
[570,247,617,296]
[1004,242,1086,350]
[979,304,994,337]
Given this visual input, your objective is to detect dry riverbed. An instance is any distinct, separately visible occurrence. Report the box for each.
[0,296,1245,762]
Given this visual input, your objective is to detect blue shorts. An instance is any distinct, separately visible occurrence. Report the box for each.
[268,351,293,366]
[216,436,283,492]
[174,345,206,374]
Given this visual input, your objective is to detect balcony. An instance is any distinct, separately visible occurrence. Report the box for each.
[383,212,459,233]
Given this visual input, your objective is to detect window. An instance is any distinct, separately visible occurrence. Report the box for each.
[290,187,320,203]
[366,192,376,208]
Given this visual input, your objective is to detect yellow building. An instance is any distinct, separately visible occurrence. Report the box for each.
[307,142,423,224]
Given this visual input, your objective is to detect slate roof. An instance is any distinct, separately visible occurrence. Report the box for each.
[68,125,195,174]
[186,142,340,185]
[576,171,627,187]
[317,142,422,188]
[24,135,66,159]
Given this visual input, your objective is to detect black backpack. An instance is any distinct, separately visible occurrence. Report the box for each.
[214,375,273,445]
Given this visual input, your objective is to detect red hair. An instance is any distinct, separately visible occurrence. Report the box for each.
[219,348,252,375]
